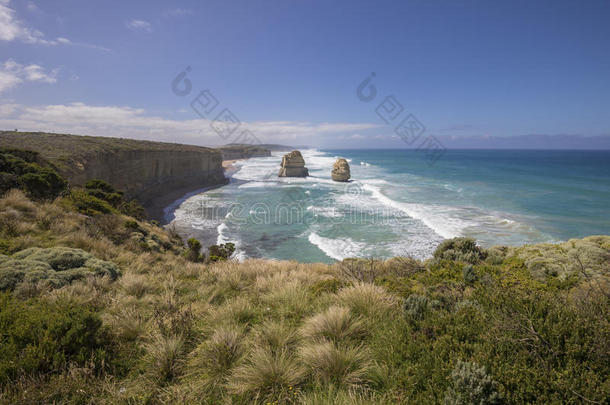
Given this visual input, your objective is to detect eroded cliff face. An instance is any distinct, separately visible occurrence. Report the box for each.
[0,132,228,220]
[67,148,226,206]
[219,145,272,160]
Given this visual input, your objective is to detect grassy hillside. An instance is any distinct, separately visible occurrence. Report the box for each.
[0,149,608,404]
[0,131,222,171]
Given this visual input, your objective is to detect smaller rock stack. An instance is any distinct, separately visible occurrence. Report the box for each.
[331,158,350,182]
[278,150,309,177]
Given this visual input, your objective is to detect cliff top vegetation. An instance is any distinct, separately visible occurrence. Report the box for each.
[0,131,223,171]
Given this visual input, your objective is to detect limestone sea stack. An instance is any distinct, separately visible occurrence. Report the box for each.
[331,158,350,182]
[278,150,309,177]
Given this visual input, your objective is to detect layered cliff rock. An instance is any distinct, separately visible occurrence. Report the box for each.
[219,144,271,160]
[278,150,309,177]
[0,132,227,220]
[331,158,351,182]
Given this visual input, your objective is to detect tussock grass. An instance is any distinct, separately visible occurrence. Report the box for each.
[300,306,367,343]
[252,320,300,353]
[120,272,154,298]
[227,346,305,399]
[262,280,312,320]
[143,333,186,383]
[336,283,399,318]
[299,386,390,405]
[191,325,245,380]
[35,202,64,230]
[209,296,260,327]
[48,274,114,308]
[105,306,148,341]
[300,341,373,388]
[0,189,36,214]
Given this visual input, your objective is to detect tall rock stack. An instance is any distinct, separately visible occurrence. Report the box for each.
[331,158,350,182]
[278,150,309,177]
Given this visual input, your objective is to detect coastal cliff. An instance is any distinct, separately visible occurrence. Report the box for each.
[0,131,227,220]
[219,144,272,160]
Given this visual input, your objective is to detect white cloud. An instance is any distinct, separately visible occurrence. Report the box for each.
[0,71,22,93]
[0,102,380,146]
[0,103,19,115]
[0,0,49,44]
[0,0,109,50]
[126,19,152,33]
[0,59,57,94]
[26,1,39,12]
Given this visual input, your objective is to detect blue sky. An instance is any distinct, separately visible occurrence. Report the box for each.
[1,0,609,148]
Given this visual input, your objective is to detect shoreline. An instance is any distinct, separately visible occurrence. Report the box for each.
[157,158,248,251]
[153,158,246,224]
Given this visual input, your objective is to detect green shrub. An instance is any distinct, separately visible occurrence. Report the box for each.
[84,179,118,194]
[0,293,114,385]
[85,188,123,206]
[0,148,41,164]
[19,168,67,200]
[67,188,115,216]
[0,150,67,200]
[443,360,502,405]
[119,199,147,219]
[462,264,478,285]
[66,179,147,219]
[13,246,89,270]
[208,242,235,262]
[434,237,487,264]
[185,238,203,262]
[124,219,143,232]
[0,247,119,291]
[404,294,430,321]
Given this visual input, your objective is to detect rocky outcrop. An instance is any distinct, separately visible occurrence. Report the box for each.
[0,132,227,221]
[331,158,350,182]
[278,150,309,177]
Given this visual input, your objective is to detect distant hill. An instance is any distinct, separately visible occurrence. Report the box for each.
[225,143,294,151]
[218,144,271,160]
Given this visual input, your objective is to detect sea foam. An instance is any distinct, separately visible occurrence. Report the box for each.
[308,232,366,261]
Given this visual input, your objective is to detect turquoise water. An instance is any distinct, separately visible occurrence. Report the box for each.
[170,149,610,263]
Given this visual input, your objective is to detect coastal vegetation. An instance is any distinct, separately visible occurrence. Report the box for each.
[0,149,608,404]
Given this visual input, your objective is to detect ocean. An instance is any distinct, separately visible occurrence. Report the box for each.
[168,149,610,263]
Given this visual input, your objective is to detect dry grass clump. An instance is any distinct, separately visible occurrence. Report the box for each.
[300,341,373,388]
[120,272,154,298]
[48,275,114,308]
[191,325,245,380]
[104,306,148,342]
[143,333,186,383]
[261,281,312,320]
[300,306,367,343]
[59,229,118,260]
[227,346,304,399]
[0,207,36,236]
[210,268,246,300]
[209,296,260,327]
[298,386,388,405]
[0,189,36,214]
[35,201,66,231]
[251,320,300,353]
[336,283,399,318]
